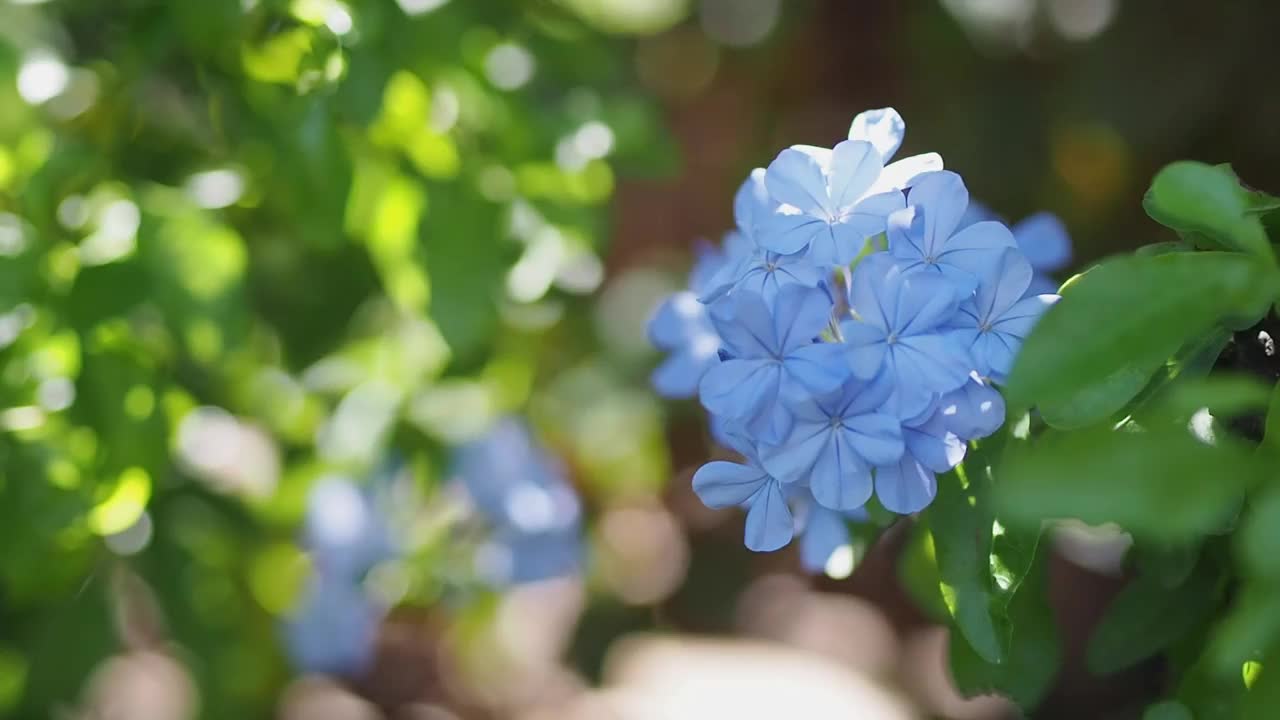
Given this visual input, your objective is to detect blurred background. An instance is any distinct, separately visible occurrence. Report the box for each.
[0,0,1278,718]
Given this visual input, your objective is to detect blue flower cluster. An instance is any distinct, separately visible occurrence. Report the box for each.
[285,475,397,675]
[649,109,1065,567]
[452,417,583,585]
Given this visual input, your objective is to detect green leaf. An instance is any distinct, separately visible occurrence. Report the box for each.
[1145,701,1194,720]
[1006,251,1275,412]
[948,551,1060,710]
[1208,586,1280,675]
[1087,557,1225,675]
[927,443,1042,667]
[997,423,1265,542]
[1038,363,1157,430]
[1239,487,1280,579]
[928,466,1004,663]
[1144,161,1275,263]
[1262,381,1280,455]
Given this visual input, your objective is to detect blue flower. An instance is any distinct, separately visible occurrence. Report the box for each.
[960,203,1073,296]
[887,171,1017,294]
[938,373,1007,441]
[699,285,849,439]
[949,248,1059,383]
[847,107,944,192]
[452,417,584,584]
[874,403,965,514]
[762,376,904,511]
[692,440,794,552]
[798,501,867,574]
[284,573,383,676]
[760,141,907,266]
[304,475,396,581]
[701,171,825,303]
[648,290,721,398]
[1011,212,1072,295]
[842,253,975,419]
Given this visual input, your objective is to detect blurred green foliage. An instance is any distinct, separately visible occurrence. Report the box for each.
[0,0,677,715]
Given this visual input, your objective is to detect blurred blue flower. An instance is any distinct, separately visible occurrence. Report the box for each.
[1011,212,1073,295]
[453,417,583,585]
[842,253,974,419]
[648,289,721,399]
[961,202,1073,296]
[699,285,849,440]
[888,171,1017,294]
[304,475,396,580]
[949,248,1059,383]
[798,501,867,574]
[284,573,383,676]
[762,376,904,511]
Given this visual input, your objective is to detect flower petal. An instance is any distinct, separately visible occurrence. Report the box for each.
[828,140,882,210]
[800,505,852,573]
[871,152,945,194]
[810,433,873,511]
[785,342,851,396]
[761,422,829,482]
[744,480,795,551]
[765,146,832,215]
[699,358,778,420]
[1013,211,1072,272]
[906,170,969,253]
[875,457,937,514]
[843,412,906,465]
[692,460,771,508]
[848,107,905,160]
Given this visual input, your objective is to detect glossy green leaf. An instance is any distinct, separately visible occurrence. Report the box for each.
[1087,557,1224,675]
[1144,161,1274,262]
[997,423,1265,542]
[1006,251,1275,412]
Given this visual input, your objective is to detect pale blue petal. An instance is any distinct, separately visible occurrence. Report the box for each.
[887,205,927,260]
[993,294,1058,337]
[734,168,773,236]
[871,152,945,194]
[785,342,851,396]
[848,253,899,328]
[810,434,873,510]
[894,335,973,394]
[652,350,715,398]
[1026,273,1059,297]
[841,372,895,415]
[772,285,835,352]
[774,250,827,288]
[939,221,1018,282]
[710,291,778,357]
[906,171,969,252]
[875,458,937,514]
[800,505,851,573]
[843,413,906,465]
[1013,212,1072,272]
[744,481,795,551]
[848,107,905,160]
[761,422,829,483]
[904,413,965,472]
[699,358,778,420]
[828,140,882,210]
[939,376,1005,440]
[746,389,792,447]
[896,271,958,336]
[847,343,887,381]
[766,146,832,215]
[974,248,1034,322]
[761,208,830,256]
[692,460,770,508]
